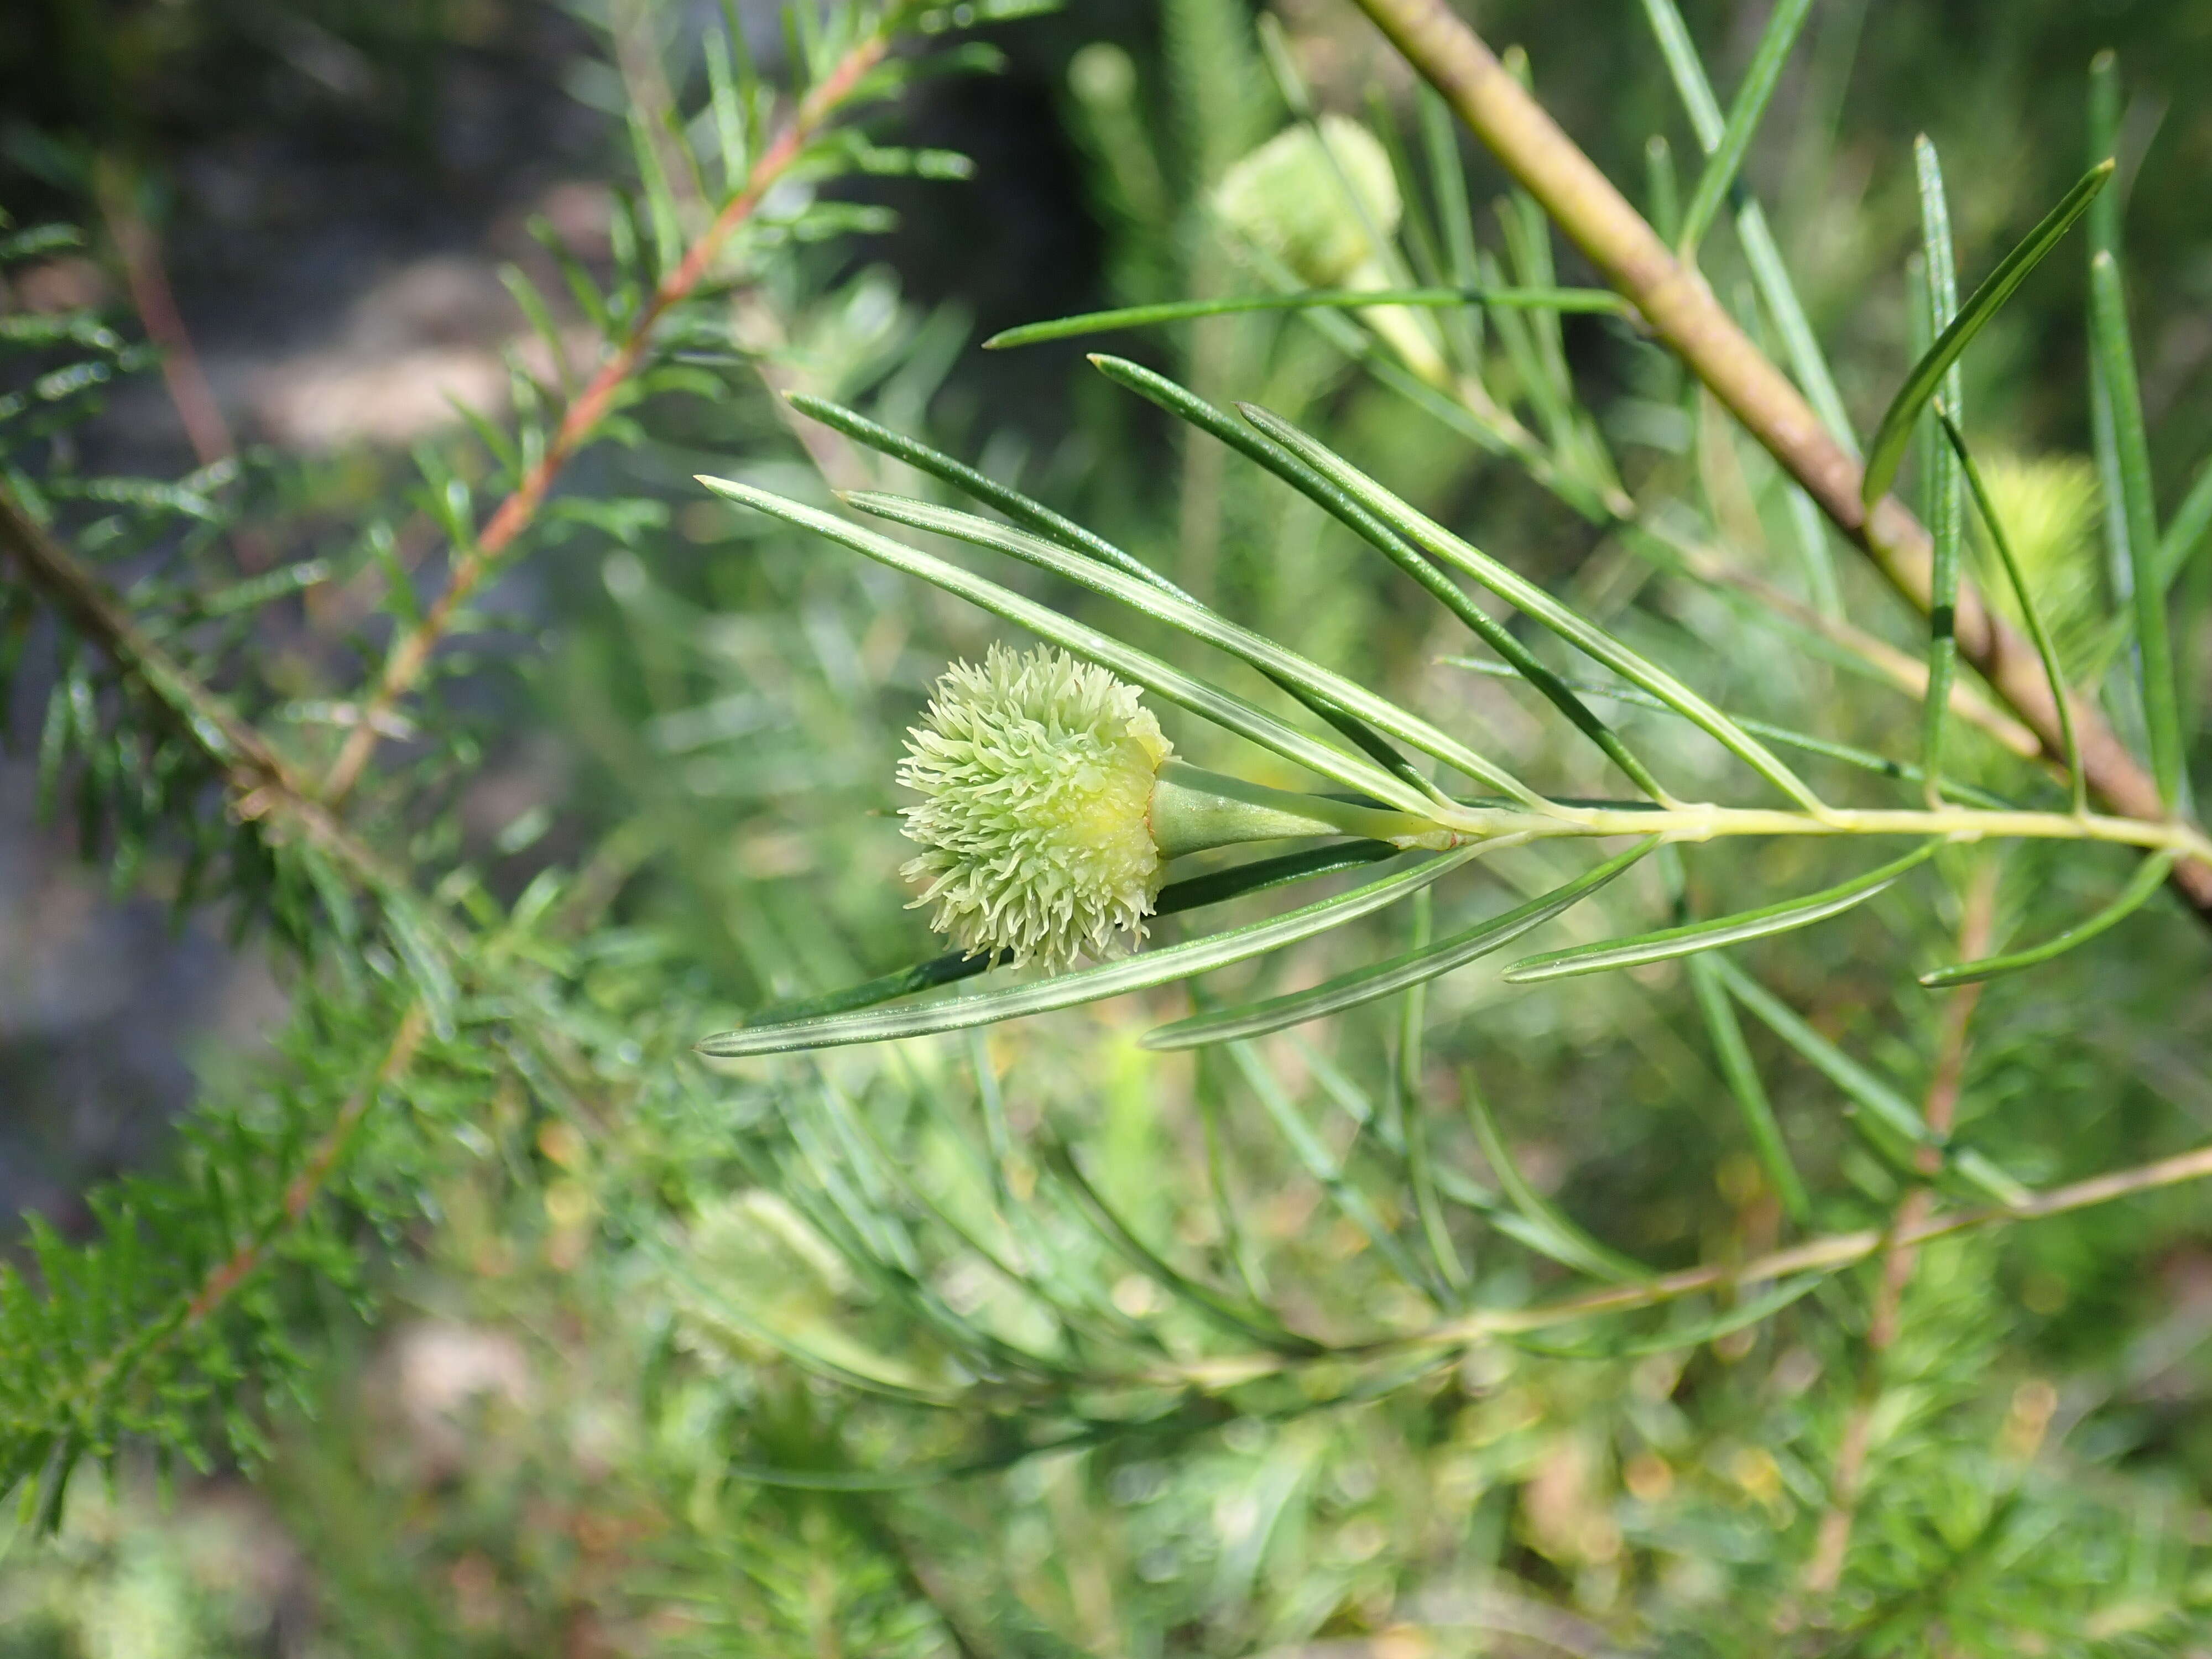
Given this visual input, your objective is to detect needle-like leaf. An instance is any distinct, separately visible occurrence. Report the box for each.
[1242,404,1832,811]
[1921,851,2176,988]
[1089,354,1670,800]
[980,287,1630,350]
[696,476,1430,813]
[1863,160,2113,510]
[1504,841,1938,984]
[1145,839,1653,1050]
[844,490,1541,806]
[1674,0,1815,256]
[1464,1072,1652,1284]
[698,846,1484,1056]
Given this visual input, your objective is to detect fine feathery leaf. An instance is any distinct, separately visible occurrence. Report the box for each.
[1141,838,1656,1050]
[1502,840,1940,984]
[697,846,1484,1056]
[1863,159,2114,509]
[1674,0,1816,255]
[980,286,1632,349]
[695,476,1433,813]
[1920,851,2177,988]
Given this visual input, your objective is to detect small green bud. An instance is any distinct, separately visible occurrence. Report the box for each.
[1214,115,1401,288]
[898,645,1173,970]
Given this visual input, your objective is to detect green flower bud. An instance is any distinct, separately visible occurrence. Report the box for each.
[898,645,1175,969]
[1214,116,1444,382]
[1214,114,1402,288]
[898,646,1451,969]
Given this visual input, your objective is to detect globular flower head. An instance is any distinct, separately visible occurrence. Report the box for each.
[897,645,1173,970]
[1213,114,1402,288]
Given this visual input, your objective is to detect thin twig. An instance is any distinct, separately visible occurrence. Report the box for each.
[182,1005,430,1324]
[93,156,238,474]
[1166,1133,2212,1390]
[0,484,409,901]
[1343,0,2212,917]
[317,27,895,807]
[1803,860,1997,1594]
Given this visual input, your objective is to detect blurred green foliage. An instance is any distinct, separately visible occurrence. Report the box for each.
[4,0,2212,1653]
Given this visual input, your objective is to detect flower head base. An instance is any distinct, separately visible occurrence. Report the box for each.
[897,646,1173,970]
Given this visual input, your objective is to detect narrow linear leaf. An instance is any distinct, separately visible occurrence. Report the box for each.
[1506,842,1939,984]
[697,847,1482,1056]
[845,491,1538,805]
[696,476,1430,813]
[1915,137,1965,805]
[2089,249,2184,807]
[1222,1041,1436,1297]
[1089,354,1669,800]
[1688,953,1811,1225]
[1243,404,1830,811]
[981,287,1631,349]
[1705,954,1931,1149]
[1464,1073,1653,1284]
[1921,851,2176,988]
[744,842,1399,1027]
[787,393,1430,794]
[1639,0,1855,453]
[1040,1138,1320,1354]
[782,391,1181,595]
[1717,954,2023,1197]
[1940,410,2086,812]
[2157,456,2212,591]
[1506,1275,1819,1360]
[1144,838,1656,1050]
[1394,889,1468,1297]
[1443,656,2021,811]
[1863,159,2113,509]
[1676,0,1815,255]
[1645,135,1680,244]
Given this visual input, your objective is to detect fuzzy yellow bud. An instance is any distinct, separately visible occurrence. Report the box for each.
[897,645,1174,970]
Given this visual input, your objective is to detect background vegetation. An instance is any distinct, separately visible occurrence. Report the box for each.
[4,0,2212,1652]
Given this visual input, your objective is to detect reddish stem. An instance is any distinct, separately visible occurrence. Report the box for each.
[319,30,892,807]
